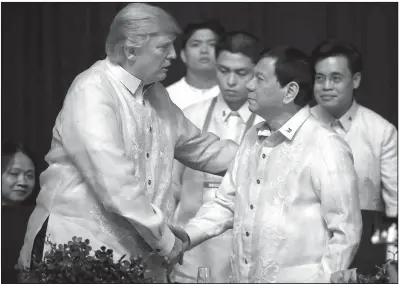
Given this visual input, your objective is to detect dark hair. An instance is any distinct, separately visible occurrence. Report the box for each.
[2,141,38,205]
[260,45,313,107]
[215,31,262,64]
[311,39,363,75]
[180,19,225,49]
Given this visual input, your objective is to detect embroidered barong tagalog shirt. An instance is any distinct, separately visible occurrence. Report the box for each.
[18,57,238,281]
[311,101,397,217]
[185,106,362,283]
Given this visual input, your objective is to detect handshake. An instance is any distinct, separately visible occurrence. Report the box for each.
[162,224,191,274]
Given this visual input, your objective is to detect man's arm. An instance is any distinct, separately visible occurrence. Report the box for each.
[313,133,363,281]
[380,123,398,217]
[183,159,237,249]
[172,102,238,175]
[61,80,176,257]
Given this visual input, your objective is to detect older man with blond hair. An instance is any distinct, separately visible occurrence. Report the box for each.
[18,3,237,282]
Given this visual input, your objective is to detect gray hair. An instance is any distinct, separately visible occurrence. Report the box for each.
[105,3,181,63]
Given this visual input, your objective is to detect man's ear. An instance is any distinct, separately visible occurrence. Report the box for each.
[352,72,361,90]
[283,81,299,104]
[180,49,187,64]
[123,46,136,61]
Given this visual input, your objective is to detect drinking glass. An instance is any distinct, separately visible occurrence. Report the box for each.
[197,267,211,283]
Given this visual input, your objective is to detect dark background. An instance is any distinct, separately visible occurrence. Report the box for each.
[2,2,398,180]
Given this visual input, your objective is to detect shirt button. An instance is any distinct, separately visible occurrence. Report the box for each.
[262,154,266,159]
[250,204,254,210]
[148,180,152,185]
[146,152,150,158]
[246,232,250,237]
[256,179,260,184]
[244,258,248,264]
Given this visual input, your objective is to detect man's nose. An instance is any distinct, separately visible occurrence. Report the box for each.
[167,45,177,60]
[246,77,255,91]
[200,44,209,54]
[323,79,333,90]
[227,73,237,86]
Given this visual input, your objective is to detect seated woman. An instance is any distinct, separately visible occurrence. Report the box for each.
[1,141,42,282]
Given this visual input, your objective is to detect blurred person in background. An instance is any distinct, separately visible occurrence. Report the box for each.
[166,19,224,110]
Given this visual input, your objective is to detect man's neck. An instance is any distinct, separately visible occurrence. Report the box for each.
[326,99,354,119]
[185,70,217,90]
[225,99,247,112]
[260,104,301,132]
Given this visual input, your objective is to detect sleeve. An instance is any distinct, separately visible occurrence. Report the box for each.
[380,123,398,217]
[169,159,186,220]
[312,133,363,280]
[184,148,239,248]
[172,102,238,175]
[60,80,174,256]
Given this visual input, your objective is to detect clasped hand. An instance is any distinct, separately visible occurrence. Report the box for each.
[162,224,190,275]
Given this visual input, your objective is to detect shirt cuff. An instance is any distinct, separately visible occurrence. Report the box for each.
[154,226,175,256]
[184,223,206,249]
[386,207,398,218]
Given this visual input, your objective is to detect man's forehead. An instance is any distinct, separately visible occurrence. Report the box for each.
[189,29,217,40]
[217,51,253,66]
[255,57,276,73]
[153,32,176,43]
[315,56,350,71]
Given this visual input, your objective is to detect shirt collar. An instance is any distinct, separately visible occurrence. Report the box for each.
[311,100,358,133]
[216,94,253,123]
[338,100,358,132]
[105,57,143,95]
[257,105,311,140]
[278,105,311,140]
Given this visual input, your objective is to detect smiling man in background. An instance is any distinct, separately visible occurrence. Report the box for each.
[310,39,397,275]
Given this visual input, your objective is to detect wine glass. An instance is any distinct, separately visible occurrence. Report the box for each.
[197,267,211,283]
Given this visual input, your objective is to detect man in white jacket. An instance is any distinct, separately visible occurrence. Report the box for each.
[18,3,238,282]
[310,39,397,275]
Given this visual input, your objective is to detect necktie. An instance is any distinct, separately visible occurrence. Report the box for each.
[331,119,346,136]
[226,111,243,143]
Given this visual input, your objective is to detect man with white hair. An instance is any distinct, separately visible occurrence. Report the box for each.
[18,3,238,282]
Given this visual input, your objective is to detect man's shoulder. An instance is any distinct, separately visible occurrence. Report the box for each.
[182,96,214,122]
[303,115,343,144]
[183,96,215,113]
[166,78,185,94]
[357,104,396,129]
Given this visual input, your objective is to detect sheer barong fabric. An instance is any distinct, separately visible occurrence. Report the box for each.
[185,106,363,283]
[18,58,238,281]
